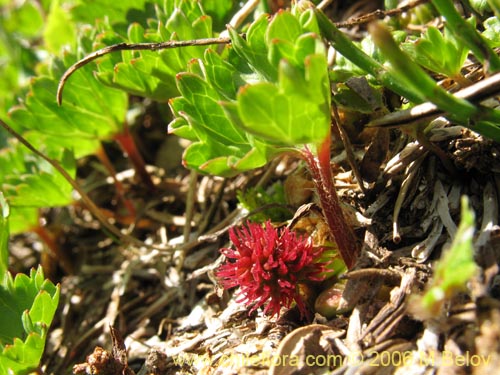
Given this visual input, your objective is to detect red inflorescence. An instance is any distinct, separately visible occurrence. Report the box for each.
[216,220,327,317]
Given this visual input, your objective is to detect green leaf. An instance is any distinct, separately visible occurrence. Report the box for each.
[228,14,277,81]
[369,22,480,120]
[0,266,59,375]
[169,64,272,177]
[9,51,127,158]
[236,55,330,146]
[401,26,469,78]
[430,0,500,72]
[70,0,149,26]
[94,0,214,101]
[2,1,43,37]
[333,80,383,113]
[0,3,43,119]
[470,0,491,14]
[415,196,477,316]
[7,208,38,237]
[267,10,303,43]
[482,16,500,47]
[0,140,75,233]
[170,8,331,176]
[203,48,246,100]
[175,72,247,145]
[0,193,8,277]
[237,182,290,222]
[43,0,77,54]
[200,0,235,30]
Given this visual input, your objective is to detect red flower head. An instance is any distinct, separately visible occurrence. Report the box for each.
[216,220,327,317]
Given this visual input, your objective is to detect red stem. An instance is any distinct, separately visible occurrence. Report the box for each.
[114,124,155,190]
[95,146,136,217]
[32,224,74,275]
[303,135,359,269]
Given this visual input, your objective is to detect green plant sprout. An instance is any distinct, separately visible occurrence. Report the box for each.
[410,196,477,319]
[237,182,291,223]
[51,1,500,270]
[401,25,470,86]
[0,195,60,375]
[430,0,500,73]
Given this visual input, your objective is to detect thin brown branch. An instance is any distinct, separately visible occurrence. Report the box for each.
[333,0,429,29]
[0,118,173,252]
[56,36,232,105]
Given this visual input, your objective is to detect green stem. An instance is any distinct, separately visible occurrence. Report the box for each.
[314,8,424,103]
[316,7,500,140]
[369,22,500,136]
[369,22,478,120]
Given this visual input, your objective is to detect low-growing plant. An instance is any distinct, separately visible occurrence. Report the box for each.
[409,196,478,319]
[0,194,60,375]
[166,8,360,268]
[1,0,500,364]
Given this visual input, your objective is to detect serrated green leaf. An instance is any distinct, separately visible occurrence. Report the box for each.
[6,208,38,237]
[237,82,327,145]
[203,48,245,99]
[0,266,58,374]
[94,0,213,101]
[169,68,272,177]
[9,48,128,157]
[9,51,127,158]
[2,1,43,37]
[236,55,330,146]
[175,72,247,145]
[402,26,469,78]
[0,266,59,342]
[183,139,269,177]
[0,334,46,375]
[167,116,198,141]
[228,15,277,81]
[170,8,332,176]
[200,0,234,30]
[0,142,75,209]
[70,0,149,26]
[0,140,75,233]
[21,311,36,336]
